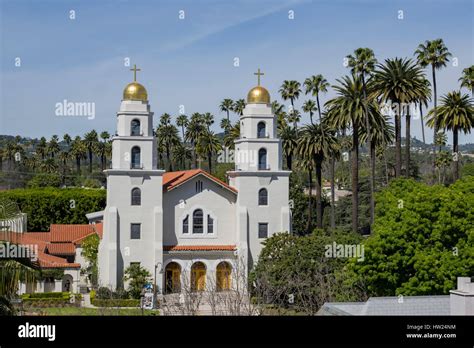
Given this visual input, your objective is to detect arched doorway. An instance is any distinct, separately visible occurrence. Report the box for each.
[165,262,181,294]
[62,274,73,292]
[191,262,206,291]
[216,262,232,291]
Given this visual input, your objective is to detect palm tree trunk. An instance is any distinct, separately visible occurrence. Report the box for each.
[395,109,401,177]
[306,168,313,234]
[330,157,336,230]
[167,147,173,172]
[432,65,438,174]
[316,95,322,122]
[88,149,93,173]
[405,107,411,177]
[208,151,212,174]
[286,155,292,170]
[453,128,459,180]
[351,123,359,233]
[419,103,426,144]
[76,156,80,174]
[362,76,374,226]
[384,150,389,185]
[315,160,323,229]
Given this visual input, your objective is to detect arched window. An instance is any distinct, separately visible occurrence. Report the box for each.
[216,262,232,291]
[131,119,141,136]
[257,121,266,138]
[258,148,267,170]
[258,188,268,206]
[131,146,141,169]
[207,215,214,234]
[131,188,141,205]
[193,209,204,234]
[183,215,189,234]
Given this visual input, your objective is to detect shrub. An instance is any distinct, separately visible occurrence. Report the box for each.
[91,299,140,307]
[90,290,96,301]
[27,173,61,188]
[96,287,113,299]
[22,292,69,300]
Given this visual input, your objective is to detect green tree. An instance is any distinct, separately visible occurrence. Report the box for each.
[220,98,234,122]
[176,114,188,140]
[279,80,302,130]
[459,65,474,97]
[70,136,87,174]
[426,91,474,180]
[233,99,246,116]
[123,264,152,299]
[83,130,99,173]
[304,74,329,122]
[48,135,60,159]
[302,100,317,125]
[81,233,100,286]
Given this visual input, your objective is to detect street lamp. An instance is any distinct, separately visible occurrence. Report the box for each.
[153,262,163,309]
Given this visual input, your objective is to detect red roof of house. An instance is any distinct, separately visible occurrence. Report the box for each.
[37,252,80,269]
[164,245,236,251]
[94,222,103,239]
[163,169,237,194]
[47,243,76,255]
[50,224,96,243]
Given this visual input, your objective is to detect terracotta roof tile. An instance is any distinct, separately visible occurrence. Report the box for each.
[94,222,103,239]
[47,243,76,255]
[50,224,95,243]
[37,252,80,269]
[163,169,237,194]
[164,245,236,251]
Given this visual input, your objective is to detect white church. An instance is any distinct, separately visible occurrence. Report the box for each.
[96,67,291,294]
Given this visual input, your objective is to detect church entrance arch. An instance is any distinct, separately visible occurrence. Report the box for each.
[165,262,181,294]
[191,262,206,291]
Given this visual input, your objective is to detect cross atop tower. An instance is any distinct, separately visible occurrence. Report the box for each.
[254,68,264,86]
[130,64,142,82]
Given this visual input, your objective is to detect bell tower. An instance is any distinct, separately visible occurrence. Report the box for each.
[228,69,291,268]
[98,65,164,290]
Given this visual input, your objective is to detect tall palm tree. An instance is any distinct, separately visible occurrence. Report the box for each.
[36,137,47,160]
[202,112,214,132]
[48,135,60,159]
[296,156,315,234]
[198,130,222,174]
[157,123,180,172]
[304,74,329,121]
[459,65,474,97]
[297,123,339,229]
[416,77,432,144]
[223,121,240,150]
[58,150,71,184]
[185,113,205,168]
[372,58,427,177]
[279,125,297,170]
[176,114,188,140]
[173,143,192,170]
[99,131,110,170]
[233,99,246,116]
[70,136,86,174]
[302,100,317,125]
[220,118,231,133]
[325,75,371,233]
[426,91,474,180]
[63,133,72,147]
[220,98,234,122]
[0,258,36,315]
[346,47,377,224]
[83,130,98,173]
[279,80,302,130]
[415,39,452,167]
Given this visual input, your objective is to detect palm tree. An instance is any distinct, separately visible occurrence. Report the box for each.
[296,156,315,234]
[40,158,58,173]
[198,130,222,174]
[0,258,36,315]
[83,130,98,173]
[220,98,234,122]
[426,91,474,180]
[36,137,47,160]
[173,143,192,170]
[220,118,231,134]
[415,39,452,167]
[99,131,110,170]
[202,112,214,132]
[304,74,329,122]
[185,113,205,168]
[279,80,302,129]
[58,150,71,184]
[223,121,240,150]
[459,65,474,97]
[176,114,188,140]
[279,125,297,170]
[157,123,180,172]
[416,77,432,144]
[70,136,86,174]
[63,133,72,147]
[325,75,369,233]
[302,100,317,125]
[346,48,377,224]
[47,135,60,159]
[233,99,246,116]
[372,58,427,177]
[297,123,339,229]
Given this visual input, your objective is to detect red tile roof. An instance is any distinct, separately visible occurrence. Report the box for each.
[94,222,103,239]
[50,224,96,243]
[37,252,80,269]
[163,169,237,194]
[164,245,236,251]
[47,243,76,255]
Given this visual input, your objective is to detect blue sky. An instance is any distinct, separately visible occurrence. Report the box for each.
[1,0,473,144]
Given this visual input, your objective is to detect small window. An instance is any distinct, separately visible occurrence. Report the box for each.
[257,122,266,138]
[195,180,203,193]
[258,223,268,239]
[258,148,267,170]
[183,215,189,234]
[258,188,268,206]
[131,188,141,206]
[131,119,141,136]
[207,215,214,234]
[193,209,203,234]
[131,146,141,169]
[131,223,141,239]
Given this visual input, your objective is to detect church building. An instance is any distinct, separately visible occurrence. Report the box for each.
[97,67,291,293]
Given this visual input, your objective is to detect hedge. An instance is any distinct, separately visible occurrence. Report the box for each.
[22,292,69,300]
[0,187,106,231]
[91,299,140,307]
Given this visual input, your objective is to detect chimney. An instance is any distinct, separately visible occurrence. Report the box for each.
[450,277,474,315]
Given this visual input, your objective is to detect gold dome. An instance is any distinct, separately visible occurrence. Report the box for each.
[123,82,148,101]
[247,86,270,104]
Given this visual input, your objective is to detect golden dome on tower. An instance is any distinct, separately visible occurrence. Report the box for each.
[246,68,270,104]
[247,86,270,104]
[123,82,148,101]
